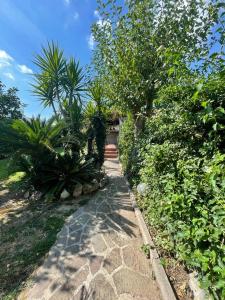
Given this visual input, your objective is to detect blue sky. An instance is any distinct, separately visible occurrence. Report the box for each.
[0,0,99,117]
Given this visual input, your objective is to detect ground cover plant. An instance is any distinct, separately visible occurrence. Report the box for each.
[92,0,225,298]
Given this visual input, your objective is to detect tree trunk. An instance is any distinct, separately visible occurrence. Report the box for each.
[134,114,145,138]
[51,102,59,120]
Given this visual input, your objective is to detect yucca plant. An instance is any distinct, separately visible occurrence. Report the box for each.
[32,42,86,120]
[32,43,87,160]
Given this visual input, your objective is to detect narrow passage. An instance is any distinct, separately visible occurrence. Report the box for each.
[19,159,161,300]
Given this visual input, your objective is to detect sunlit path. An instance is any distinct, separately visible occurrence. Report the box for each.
[19,159,161,300]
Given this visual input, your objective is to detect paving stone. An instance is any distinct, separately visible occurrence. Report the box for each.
[101,231,116,248]
[55,235,67,249]
[113,268,158,299]
[76,213,91,225]
[83,198,97,209]
[123,245,151,276]
[118,295,138,300]
[110,231,131,247]
[58,226,68,238]
[60,255,88,276]
[69,222,83,233]
[74,285,89,299]
[89,274,117,300]
[49,266,89,300]
[37,257,63,278]
[104,247,122,274]
[89,255,104,275]
[25,278,53,299]
[91,234,107,253]
[67,229,83,247]
[65,244,80,254]
[98,201,112,213]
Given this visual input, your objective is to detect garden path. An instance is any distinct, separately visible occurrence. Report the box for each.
[19,159,161,300]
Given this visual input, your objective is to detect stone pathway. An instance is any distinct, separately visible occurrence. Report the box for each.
[19,159,161,300]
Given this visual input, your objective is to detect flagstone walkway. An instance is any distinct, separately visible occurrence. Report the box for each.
[19,159,161,300]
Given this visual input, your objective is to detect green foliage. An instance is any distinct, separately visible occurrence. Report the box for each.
[32,42,85,121]
[141,244,151,258]
[0,81,24,120]
[93,115,106,166]
[92,0,219,122]
[0,82,24,158]
[85,80,107,167]
[0,117,97,199]
[0,43,107,199]
[126,72,225,298]
[118,114,135,173]
[94,1,225,298]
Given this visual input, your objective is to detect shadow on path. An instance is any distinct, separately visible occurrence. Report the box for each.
[19,159,161,300]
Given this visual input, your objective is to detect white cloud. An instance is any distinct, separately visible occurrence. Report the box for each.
[64,0,70,5]
[74,12,79,20]
[4,72,15,80]
[0,50,13,61]
[0,61,11,68]
[94,10,100,19]
[87,34,95,50]
[17,64,33,74]
[0,49,14,68]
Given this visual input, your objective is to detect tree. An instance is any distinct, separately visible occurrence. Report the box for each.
[92,0,219,134]
[0,81,24,119]
[85,79,107,167]
[32,42,87,156]
[32,42,86,120]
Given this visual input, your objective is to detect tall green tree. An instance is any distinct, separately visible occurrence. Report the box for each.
[0,81,24,120]
[92,0,220,133]
[86,79,107,167]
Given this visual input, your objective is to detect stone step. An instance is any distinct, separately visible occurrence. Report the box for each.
[105,147,117,151]
[104,150,118,154]
[104,153,118,158]
[105,144,117,150]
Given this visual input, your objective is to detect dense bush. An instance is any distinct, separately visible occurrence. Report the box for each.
[119,73,225,299]
[85,80,108,167]
[0,117,97,200]
[118,114,135,174]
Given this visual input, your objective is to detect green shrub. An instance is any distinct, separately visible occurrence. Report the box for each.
[124,73,225,298]
[0,116,97,200]
[118,115,134,173]
[140,147,225,298]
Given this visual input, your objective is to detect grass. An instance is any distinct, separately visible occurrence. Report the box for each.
[0,199,77,300]
[0,159,79,299]
[0,159,26,191]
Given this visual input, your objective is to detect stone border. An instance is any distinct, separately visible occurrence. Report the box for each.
[189,272,209,300]
[123,175,177,300]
